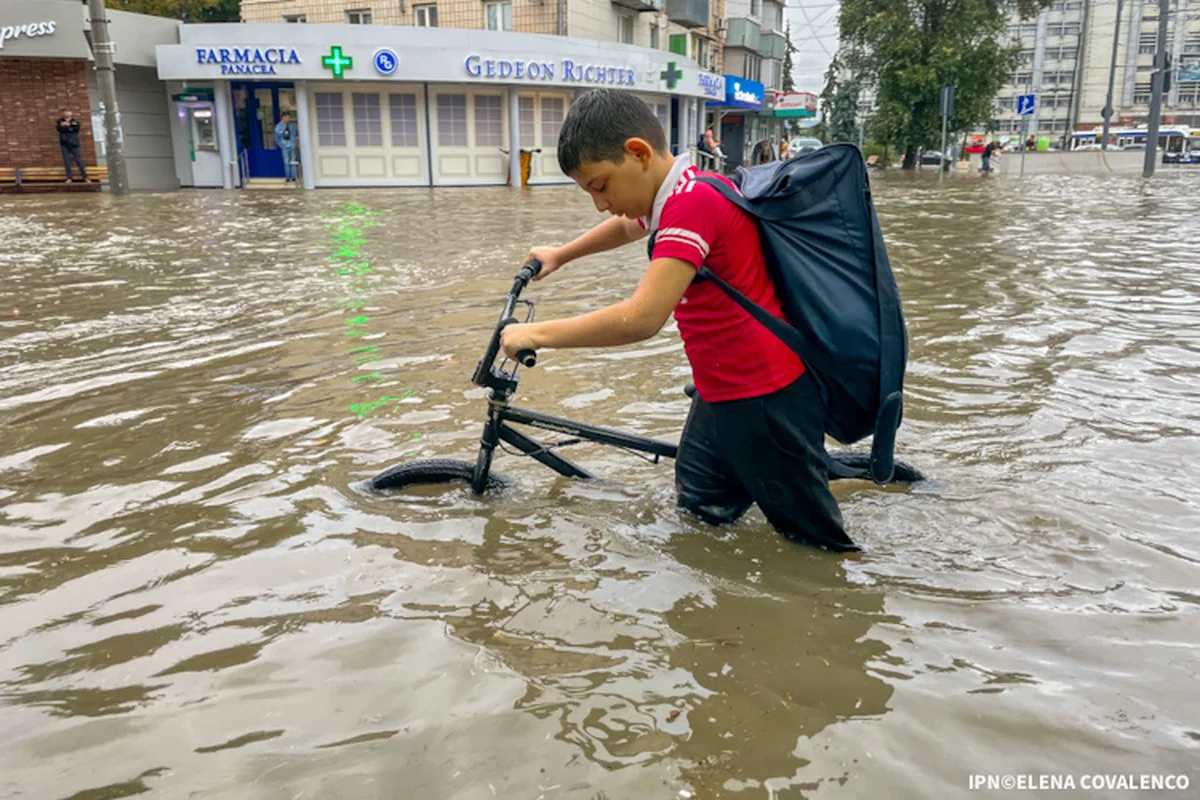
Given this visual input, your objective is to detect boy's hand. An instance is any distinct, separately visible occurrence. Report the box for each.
[501,322,540,360]
[527,247,563,281]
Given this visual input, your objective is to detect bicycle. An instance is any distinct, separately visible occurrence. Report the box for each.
[368,260,924,495]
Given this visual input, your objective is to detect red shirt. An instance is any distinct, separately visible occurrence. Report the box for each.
[640,155,804,402]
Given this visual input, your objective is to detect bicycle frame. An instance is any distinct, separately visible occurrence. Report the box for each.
[468,260,678,494]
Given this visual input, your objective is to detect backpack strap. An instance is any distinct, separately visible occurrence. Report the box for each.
[690,175,822,379]
[862,171,904,483]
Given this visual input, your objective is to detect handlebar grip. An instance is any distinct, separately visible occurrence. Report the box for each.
[517,258,543,282]
[516,349,537,368]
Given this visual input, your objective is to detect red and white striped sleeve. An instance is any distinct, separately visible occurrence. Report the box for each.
[650,178,719,269]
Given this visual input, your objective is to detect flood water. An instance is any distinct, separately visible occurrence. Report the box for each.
[1,172,1198,800]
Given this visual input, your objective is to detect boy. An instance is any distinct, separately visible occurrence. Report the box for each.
[500,89,855,552]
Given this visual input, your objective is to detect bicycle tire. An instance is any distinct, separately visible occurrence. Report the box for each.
[827,450,925,484]
[367,458,512,493]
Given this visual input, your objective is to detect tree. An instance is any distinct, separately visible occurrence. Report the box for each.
[818,53,862,144]
[106,0,240,22]
[782,22,796,93]
[833,0,1050,169]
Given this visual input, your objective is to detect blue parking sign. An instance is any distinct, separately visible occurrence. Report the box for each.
[1017,94,1036,116]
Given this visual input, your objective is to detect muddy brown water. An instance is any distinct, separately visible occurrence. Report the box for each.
[1,173,1198,799]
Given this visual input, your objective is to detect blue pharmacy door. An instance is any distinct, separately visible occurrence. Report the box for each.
[231,82,296,179]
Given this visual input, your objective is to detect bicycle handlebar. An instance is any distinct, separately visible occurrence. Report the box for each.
[471,259,542,392]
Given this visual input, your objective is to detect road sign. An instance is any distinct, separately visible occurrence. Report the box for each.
[940,86,955,118]
[1017,94,1036,116]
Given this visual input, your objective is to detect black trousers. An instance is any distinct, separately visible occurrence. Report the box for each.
[61,144,87,180]
[675,372,857,552]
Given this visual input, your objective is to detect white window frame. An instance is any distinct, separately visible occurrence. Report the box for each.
[346,8,373,25]
[282,14,306,23]
[414,4,437,27]
[484,1,512,31]
[617,14,633,44]
[649,23,659,50]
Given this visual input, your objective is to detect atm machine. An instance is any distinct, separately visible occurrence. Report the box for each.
[172,89,223,187]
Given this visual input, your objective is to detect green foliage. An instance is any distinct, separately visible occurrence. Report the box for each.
[819,54,862,144]
[105,0,240,22]
[832,0,1051,168]
[782,22,796,93]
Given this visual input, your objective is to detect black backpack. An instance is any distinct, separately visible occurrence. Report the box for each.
[692,145,907,484]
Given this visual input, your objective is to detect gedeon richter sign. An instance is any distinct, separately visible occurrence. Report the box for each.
[0,20,56,49]
[464,53,636,86]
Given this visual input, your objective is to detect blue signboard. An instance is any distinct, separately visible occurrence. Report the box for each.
[1017,94,1036,116]
[711,75,764,110]
[373,48,399,76]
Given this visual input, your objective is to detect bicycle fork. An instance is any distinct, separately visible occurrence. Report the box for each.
[471,400,503,494]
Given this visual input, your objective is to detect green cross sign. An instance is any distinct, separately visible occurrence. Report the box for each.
[660,61,683,90]
[322,46,353,78]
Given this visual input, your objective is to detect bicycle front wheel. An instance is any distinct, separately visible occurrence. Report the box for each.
[368,458,511,493]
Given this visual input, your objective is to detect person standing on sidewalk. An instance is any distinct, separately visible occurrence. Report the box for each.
[275,112,299,183]
[55,108,89,183]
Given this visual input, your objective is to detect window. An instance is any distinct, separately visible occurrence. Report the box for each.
[750,0,762,18]
[282,14,306,22]
[1015,72,1032,85]
[669,34,687,56]
[618,15,633,44]
[1134,83,1151,104]
[1139,32,1157,54]
[353,93,383,146]
[484,1,512,31]
[474,94,503,147]
[541,97,564,144]
[315,92,346,147]
[654,103,669,133]
[743,52,762,83]
[1020,49,1035,63]
[389,93,418,147]
[346,8,372,24]
[437,94,467,146]
[414,4,438,26]
[650,23,659,50]
[518,96,535,143]
[693,34,710,70]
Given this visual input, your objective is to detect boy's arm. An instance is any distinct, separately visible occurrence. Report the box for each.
[531,216,648,281]
[501,257,693,355]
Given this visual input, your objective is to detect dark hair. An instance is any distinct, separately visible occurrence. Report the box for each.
[557,88,668,174]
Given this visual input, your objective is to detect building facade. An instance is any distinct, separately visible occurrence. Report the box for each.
[992,0,1200,139]
[703,0,786,167]
[156,23,722,189]
[0,0,179,190]
[239,0,726,75]
[1076,0,1200,128]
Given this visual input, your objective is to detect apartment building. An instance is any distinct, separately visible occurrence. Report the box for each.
[240,0,724,73]
[993,0,1200,139]
[992,0,1087,137]
[1076,0,1200,128]
[707,0,787,166]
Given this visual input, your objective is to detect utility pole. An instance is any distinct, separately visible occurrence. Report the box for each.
[1102,0,1124,151]
[87,0,129,196]
[1143,0,1171,177]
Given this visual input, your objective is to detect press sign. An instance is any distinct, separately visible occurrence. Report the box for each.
[0,20,57,49]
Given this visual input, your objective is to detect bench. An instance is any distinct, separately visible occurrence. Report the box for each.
[0,165,109,191]
[866,154,881,168]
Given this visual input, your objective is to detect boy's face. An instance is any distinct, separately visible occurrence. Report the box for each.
[570,139,659,220]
